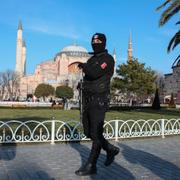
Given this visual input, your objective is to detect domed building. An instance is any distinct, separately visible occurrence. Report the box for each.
[15,21,117,100]
[164,57,180,104]
[19,43,91,100]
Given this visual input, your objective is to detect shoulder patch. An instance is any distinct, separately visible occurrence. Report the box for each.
[101,62,107,69]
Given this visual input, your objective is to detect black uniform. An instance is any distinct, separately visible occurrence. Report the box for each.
[75,33,119,176]
[82,49,114,141]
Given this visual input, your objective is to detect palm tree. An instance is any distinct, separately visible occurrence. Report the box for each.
[156,0,180,53]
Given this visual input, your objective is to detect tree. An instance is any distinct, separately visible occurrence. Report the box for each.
[0,72,4,100]
[55,86,74,99]
[112,58,156,103]
[154,71,165,89]
[0,70,20,100]
[154,71,165,102]
[152,88,161,110]
[34,83,55,100]
[156,0,180,54]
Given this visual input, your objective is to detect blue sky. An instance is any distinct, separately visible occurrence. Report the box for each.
[0,0,179,75]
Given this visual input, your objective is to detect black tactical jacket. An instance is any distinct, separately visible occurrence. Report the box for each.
[81,50,114,95]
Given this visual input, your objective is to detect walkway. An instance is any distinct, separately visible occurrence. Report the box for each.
[0,136,180,180]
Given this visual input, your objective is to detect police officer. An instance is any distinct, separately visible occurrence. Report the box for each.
[75,33,119,176]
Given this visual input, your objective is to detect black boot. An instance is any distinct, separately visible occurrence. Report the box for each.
[75,162,97,176]
[104,145,119,166]
[75,141,101,176]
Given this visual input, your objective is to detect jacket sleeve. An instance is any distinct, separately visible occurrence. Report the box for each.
[82,55,114,80]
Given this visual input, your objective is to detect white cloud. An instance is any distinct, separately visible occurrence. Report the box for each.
[27,23,80,39]
[25,18,91,41]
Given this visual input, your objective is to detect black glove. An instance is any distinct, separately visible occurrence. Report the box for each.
[78,63,84,69]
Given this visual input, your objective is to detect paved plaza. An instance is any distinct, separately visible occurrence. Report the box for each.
[0,136,180,180]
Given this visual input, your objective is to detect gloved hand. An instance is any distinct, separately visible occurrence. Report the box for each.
[78,63,84,69]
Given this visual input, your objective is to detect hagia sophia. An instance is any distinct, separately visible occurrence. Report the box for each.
[15,21,180,103]
[16,21,116,100]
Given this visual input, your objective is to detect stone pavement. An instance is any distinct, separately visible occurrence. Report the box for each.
[1,136,180,180]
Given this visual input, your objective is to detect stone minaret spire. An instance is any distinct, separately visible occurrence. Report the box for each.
[16,20,24,76]
[22,40,26,75]
[113,48,117,75]
[127,31,133,63]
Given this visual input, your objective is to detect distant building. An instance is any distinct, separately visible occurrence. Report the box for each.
[15,21,91,100]
[16,20,26,76]
[16,21,117,100]
[127,31,133,63]
[19,43,91,100]
[164,57,180,104]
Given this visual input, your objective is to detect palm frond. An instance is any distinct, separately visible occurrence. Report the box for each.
[159,1,180,26]
[172,55,180,68]
[172,31,180,50]
[156,0,171,11]
[167,30,180,52]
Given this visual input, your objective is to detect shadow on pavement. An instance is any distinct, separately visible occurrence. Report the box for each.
[0,143,55,180]
[119,144,180,180]
[70,141,135,180]
[0,143,17,161]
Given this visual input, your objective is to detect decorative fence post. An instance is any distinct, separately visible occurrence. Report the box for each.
[51,117,55,144]
[161,118,165,139]
[115,120,119,141]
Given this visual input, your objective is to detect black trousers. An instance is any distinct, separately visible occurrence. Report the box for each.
[82,96,110,164]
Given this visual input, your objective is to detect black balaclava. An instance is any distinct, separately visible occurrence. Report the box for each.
[91,33,106,54]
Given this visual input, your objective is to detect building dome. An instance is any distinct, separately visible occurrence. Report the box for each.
[59,44,89,57]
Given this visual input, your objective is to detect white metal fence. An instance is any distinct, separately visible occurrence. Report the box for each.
[0,118,180,144]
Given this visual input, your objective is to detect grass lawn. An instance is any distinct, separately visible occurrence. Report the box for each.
[0,107,179,122]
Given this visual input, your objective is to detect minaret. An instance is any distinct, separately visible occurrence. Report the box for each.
[16,20,24,76]
[113,48,117,75]
[127,31,133,63]
[22,40,26,75]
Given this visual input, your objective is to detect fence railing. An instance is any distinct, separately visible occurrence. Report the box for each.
[0,118,180,144]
